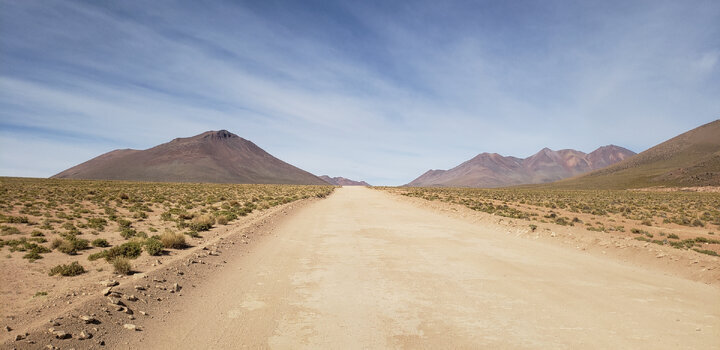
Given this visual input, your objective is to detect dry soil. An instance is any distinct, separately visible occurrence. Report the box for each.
[113,186,720,349]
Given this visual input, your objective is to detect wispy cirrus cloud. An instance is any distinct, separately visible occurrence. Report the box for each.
[1,0,718,184]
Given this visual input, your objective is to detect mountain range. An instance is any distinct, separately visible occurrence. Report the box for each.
[548,119,720,189]
[319,176,370,186]
[52,130,328,185]
[50,120,720,189]
[406,145,635,188]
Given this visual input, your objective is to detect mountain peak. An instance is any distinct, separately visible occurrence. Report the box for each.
[52,130,328,185]
[407,144,635,187]
[199,130,239,140]
[319,175,371,186]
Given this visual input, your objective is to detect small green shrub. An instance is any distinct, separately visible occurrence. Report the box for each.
[112,257,132,275]
[87,217,108,231]
[89,241,143,261]
[144,238,163,256]
[693,248,719,256]
[87,251,105,261]
[50,238,63,249]
[160,232,186,249]
[23,250,43,261]
[2,215,29,224]
[188,215,214,232]
[117,219,132,228]
[49,261,86,276]
[120,228,137,239]
[92,238,110,247]
[103,241,143,261]
[56,237,89,255]
[0,225,21,235]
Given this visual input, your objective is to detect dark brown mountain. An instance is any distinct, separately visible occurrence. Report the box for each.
[406,145,635,188]
[548,120,720,189]
[52,130,328,185]
[319,175,370,186]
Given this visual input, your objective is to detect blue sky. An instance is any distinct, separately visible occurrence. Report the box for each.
[1,0,719,185]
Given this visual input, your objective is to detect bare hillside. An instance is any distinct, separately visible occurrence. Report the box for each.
[52,130,328,185]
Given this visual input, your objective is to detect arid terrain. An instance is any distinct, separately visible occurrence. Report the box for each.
[2,185,718,349]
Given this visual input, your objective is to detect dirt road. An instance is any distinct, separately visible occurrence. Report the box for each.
[122,187,719,349]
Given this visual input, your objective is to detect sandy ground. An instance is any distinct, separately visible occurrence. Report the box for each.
[3,187,719,349]
[115,187,718,349]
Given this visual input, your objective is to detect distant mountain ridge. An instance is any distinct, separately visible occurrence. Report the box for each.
[547,120,720,189]
[52,130,328,185]
[319,175,370,186]
[407,145,635,188]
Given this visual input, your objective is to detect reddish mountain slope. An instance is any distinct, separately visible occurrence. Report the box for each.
[550,120,720,189]
[52,130,328,185]
[319,175,370,186]
[407,145,635,188]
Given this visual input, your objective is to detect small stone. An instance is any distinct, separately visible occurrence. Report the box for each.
[696,327,701,331]
[125,295,138,302]
[134,285,145,291]
[4,326,11,332]
[78,330,92,340]
[80,316,97,324]
[46,345,58,350]
[123,324,139,331]
[52,330,71,339]
[550,232,557,237]
[100,280,119,287]
[102,288,112,296]
[139,311,147,316]
[15,334,25,341]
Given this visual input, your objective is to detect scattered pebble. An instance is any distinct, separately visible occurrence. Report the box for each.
[100,280,119,287]
[80,315,97,324]
[78,330,92,340]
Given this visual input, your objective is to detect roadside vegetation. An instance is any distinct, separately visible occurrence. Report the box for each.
[380,187,720,256]
[0,177,334,276]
